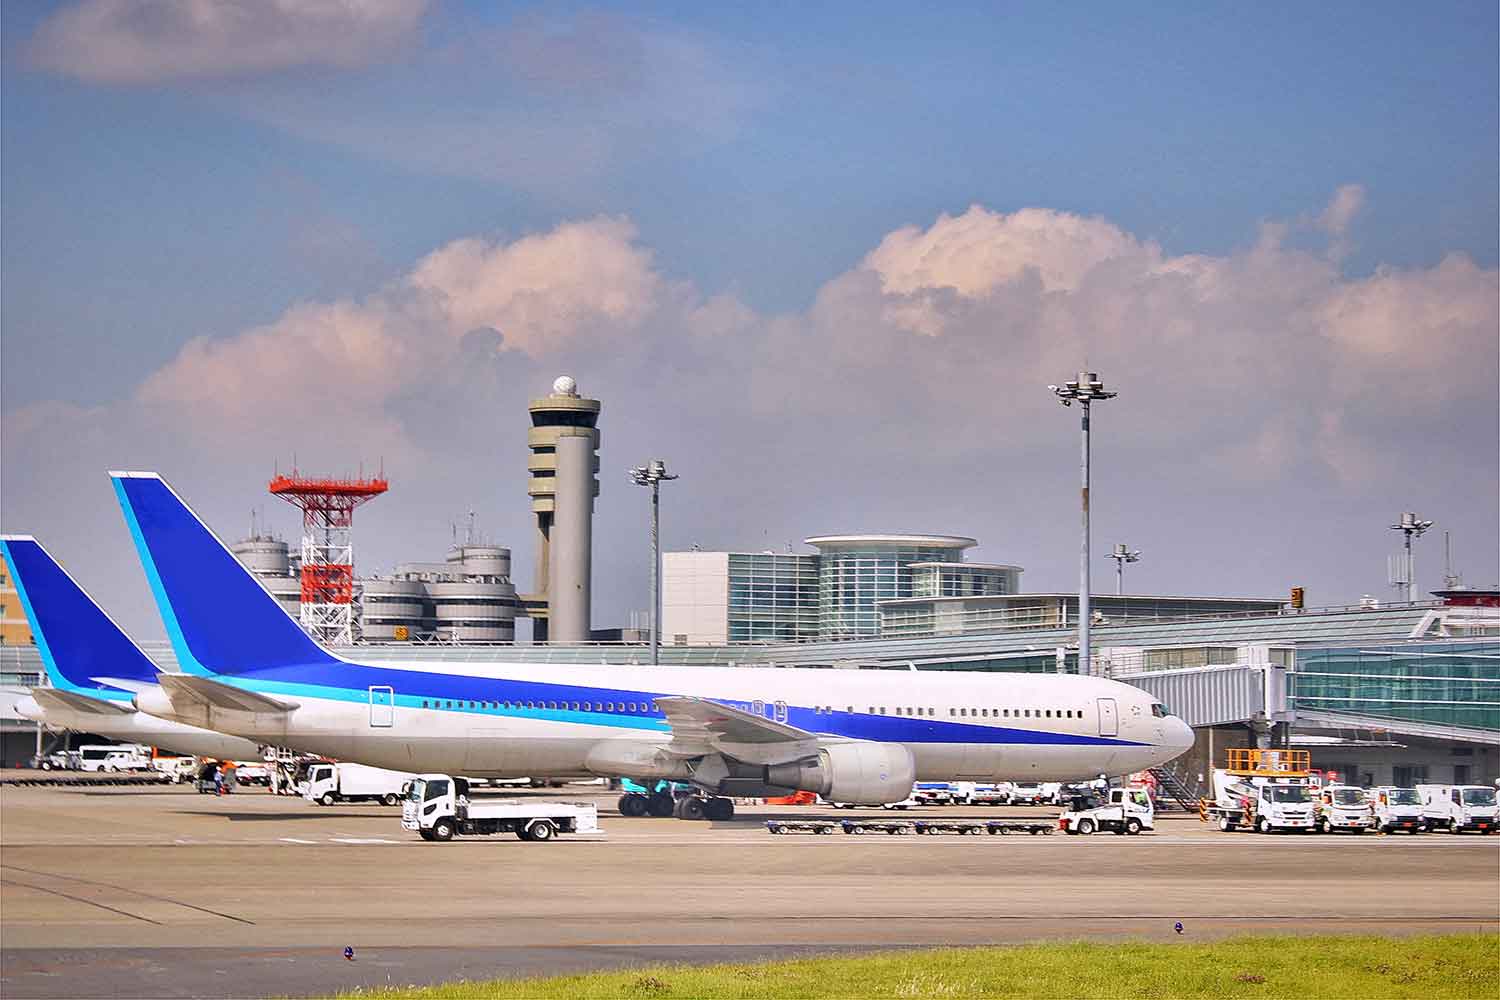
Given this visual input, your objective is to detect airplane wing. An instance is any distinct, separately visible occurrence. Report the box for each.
[31,688,135,716]
[158,673,298,714]
[655,696,820,764]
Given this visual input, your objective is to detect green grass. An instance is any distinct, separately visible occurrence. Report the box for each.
[335,934,1498,999]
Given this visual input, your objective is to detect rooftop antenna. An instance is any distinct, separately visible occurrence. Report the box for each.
[1442,531,1462,589]
[1388,512,1433,604]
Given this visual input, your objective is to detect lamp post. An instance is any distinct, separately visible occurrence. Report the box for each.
[1110,543,1141,595]
[1049,372,1117,676]
[629,460,678,664]
[1389,512,1433,604]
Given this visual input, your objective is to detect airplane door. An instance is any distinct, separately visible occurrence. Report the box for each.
[773,700,788,724]
[369,686,395,727]
[1097,698,1118,737]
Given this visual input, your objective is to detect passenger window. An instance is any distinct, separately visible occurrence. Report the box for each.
[629,702,637,712]
[1045,710,1051,718]
[422,700,429,708]
[848,706,854,713]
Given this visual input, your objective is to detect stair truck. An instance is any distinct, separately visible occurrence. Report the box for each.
[1368,786,1426,834]
[1417,784,1498,834]
[1199,748,1316,833]
[1059,785,1155,835]
[403,774,601,842]
[304,762,414,806]
[1312,784,1375,834]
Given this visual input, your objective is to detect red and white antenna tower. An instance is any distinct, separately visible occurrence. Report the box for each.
[269,467,389,645]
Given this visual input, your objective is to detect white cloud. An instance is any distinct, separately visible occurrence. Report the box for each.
[27,0,429,84]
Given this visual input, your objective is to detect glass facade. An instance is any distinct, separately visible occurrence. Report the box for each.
[1292,641,1500,732]
[910,563,1017,598]
[726,553,820,643]
[815,542,972,639]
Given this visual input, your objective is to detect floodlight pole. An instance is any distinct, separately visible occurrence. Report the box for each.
[1111,543,1141,595]
[1049,372,1117,677]
[1390,512,1433,604]
[630,461,678,664]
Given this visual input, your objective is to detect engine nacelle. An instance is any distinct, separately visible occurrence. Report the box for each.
[765,742,916,805]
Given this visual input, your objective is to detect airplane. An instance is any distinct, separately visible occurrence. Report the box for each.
[1,535,263,762]
[110,470,1195,821]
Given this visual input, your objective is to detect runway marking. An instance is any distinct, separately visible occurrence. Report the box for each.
[279,838,319,844]
[0,863,255,925]
[0,878,162,925]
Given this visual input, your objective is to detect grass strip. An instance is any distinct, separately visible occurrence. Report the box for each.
[335,933,1499,999]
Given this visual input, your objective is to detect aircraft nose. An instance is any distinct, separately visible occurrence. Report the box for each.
[1166,716,1194,753]
[15,695,42,722]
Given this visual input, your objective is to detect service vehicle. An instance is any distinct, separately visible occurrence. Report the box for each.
[403,774,601,842]
[968,782,1013,805]
[1200,748,1316,833]
[913,782,955,805]
[1010,782,1046,805]
[1418,784,1498,834]
[1313,784,1375,834]
[304,762,414,806]
[77,744,151,772]
[29,751,78,771]
[150,755,199,783]
[1041,782,1064,804]
[1368,786,1425,833]
[1059,786,1155,835]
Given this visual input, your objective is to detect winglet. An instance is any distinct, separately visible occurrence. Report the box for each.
[110,472,339,677]
[0,536,160,700]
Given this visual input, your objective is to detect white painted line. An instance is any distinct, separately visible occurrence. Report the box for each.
[330,837,400,844]
[279,838,319,844]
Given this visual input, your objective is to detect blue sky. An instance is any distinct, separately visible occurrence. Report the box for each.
[2,1,1496,635]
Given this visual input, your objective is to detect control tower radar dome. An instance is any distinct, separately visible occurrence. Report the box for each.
[552,375,578,397]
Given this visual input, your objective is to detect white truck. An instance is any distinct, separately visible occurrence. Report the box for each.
[1059,786,1155,835]
[1204,771,1315,833]
[913,782,955,805]
[77,744,151,772]
[402,774,601,843]
[1312,784,1375,834]
[1418,784,1498,834]
[304,762,414,806]
[1368,786,1425,834]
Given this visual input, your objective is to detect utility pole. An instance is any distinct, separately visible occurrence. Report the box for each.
[1389,512,1433,604]
[629,460,679,664]
[1049,372,1117,676]
[1110,543,1141,595]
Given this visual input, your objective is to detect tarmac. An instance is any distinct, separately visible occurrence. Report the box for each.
[2,778,1497,998]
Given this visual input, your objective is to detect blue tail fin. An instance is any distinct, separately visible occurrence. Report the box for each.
[0,535,160,700]
[110,472,338,677]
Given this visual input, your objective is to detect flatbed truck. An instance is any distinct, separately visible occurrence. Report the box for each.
[403,774,601,843]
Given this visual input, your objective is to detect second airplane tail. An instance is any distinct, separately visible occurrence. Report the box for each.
[111,472,340,678]
[0,535,161,698]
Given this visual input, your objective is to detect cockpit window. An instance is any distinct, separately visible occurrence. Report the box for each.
[1150,703,1168,718]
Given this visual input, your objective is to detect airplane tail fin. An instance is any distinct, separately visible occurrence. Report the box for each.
[110,472,339,677]
[0,535,161,699]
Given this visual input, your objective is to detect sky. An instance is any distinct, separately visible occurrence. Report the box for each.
[2,0,1497,640]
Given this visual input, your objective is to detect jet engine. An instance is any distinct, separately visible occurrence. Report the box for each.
[765,742,916,805]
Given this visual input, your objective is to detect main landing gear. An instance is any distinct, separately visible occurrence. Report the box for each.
[617,792,734,821]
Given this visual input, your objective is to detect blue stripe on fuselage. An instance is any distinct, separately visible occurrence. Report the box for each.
[215,662,1145,746]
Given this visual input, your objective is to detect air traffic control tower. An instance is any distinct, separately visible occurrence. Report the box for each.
[526,375,600,642]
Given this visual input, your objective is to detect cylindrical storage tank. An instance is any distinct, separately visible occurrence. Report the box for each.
[449,545,510,580]
[548,433,594,642]
[360,578,431,641]
[429,580,517,643]
[232,537,291,577]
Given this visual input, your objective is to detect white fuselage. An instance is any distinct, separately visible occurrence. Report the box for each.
[138,658,1194,782]
[15,694,263,760]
